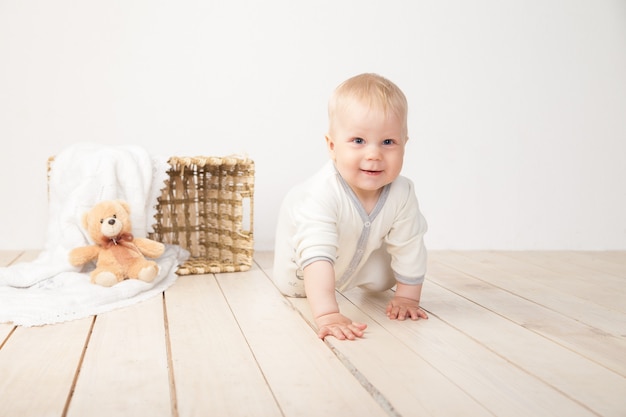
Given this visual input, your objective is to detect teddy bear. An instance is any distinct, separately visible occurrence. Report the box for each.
[69,199,165,287]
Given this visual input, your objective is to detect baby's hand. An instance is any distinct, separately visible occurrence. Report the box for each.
[314,312,367,340]
[386,296,429,321]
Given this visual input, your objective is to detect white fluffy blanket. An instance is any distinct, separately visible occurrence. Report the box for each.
[0,143,189,327]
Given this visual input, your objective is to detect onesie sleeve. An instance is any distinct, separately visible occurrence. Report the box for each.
[385,178,428,285]
[291,177,339,270]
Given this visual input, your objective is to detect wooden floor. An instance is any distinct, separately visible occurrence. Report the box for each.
[0,250,625,417]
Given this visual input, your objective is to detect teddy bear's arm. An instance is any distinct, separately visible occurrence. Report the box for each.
[133,238,165,259]
[69,246,101,266]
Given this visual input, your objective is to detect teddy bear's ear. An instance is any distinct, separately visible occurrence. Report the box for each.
[82,212,89,230]
[117,200,131,214]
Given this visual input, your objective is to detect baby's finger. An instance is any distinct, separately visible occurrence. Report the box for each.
[330,326,354,340]
[396,306,409,321]
[319,325,346,340]
[409,307,429,320]
[352,321,368,331]
[386,305,400,319]
[317,326,333,340]
[347,323,366,338]
[324,325,352,340]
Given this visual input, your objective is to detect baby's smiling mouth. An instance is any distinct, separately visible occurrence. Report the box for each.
[361,169,382,175]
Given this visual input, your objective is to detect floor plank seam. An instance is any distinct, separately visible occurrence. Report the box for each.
[0,325,16,350]
[424,306,601,417]
[431,260,548,307]
[340,294,499,417]
[428,274,626,378]
[429,261,604,333]
[61,316,97,417]
[254,260,399,416]
[214,276,287,417]
[282,292,402,417]
[324,340,402,417]
[6,251,24,267]
[2,251,625,417]
[162,292,180,417]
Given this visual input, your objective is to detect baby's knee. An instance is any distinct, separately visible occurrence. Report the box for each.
[358,279,395,292]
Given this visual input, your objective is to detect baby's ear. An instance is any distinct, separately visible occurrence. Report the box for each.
[325,134,333,148]
[325,134,336,159]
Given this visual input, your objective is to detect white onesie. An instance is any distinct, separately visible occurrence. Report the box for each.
[273,161,427,297]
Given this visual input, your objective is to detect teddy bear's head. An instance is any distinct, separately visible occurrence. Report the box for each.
[82,199,133,246]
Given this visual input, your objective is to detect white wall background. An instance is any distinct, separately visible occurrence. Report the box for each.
[1,0,625,251]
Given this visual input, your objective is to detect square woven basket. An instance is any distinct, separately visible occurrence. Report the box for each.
[148,156,255,275]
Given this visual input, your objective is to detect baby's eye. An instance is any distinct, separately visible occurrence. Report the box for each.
[353,137,365,144]
[383,139,395,145]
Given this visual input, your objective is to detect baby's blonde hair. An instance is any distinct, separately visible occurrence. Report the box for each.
[328,73,408,139]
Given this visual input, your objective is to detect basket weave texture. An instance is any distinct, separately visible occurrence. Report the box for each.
[148,156,255,275]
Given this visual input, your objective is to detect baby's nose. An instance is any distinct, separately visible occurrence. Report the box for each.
[366,146,382,159]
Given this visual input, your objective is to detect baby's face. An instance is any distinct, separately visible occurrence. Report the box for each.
[327,100,407,206]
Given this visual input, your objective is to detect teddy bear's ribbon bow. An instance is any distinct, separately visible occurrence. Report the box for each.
[100,233,134,249]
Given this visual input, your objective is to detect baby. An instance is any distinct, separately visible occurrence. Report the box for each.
[273,73,428,340]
